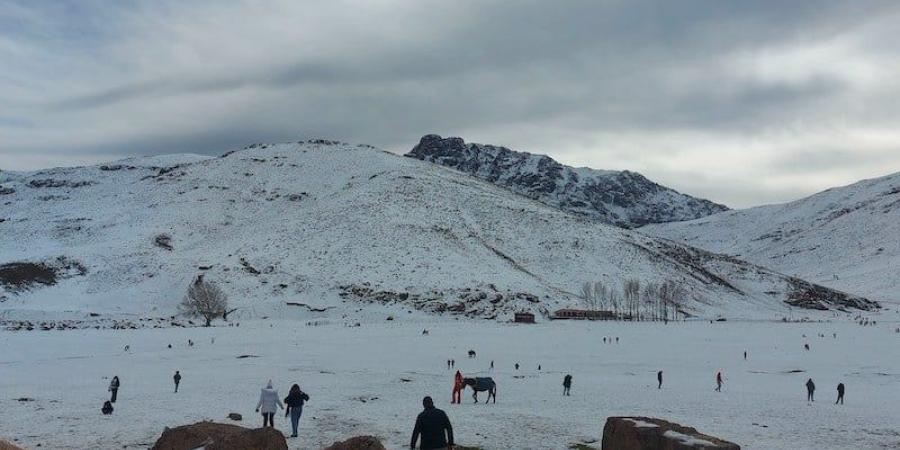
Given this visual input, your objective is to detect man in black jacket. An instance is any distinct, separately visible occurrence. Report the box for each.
[411,396,454,450]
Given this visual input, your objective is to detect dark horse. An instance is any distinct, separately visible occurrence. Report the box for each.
[462,377,496,404]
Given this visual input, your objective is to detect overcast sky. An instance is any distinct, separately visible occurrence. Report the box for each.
[2,1,900,207]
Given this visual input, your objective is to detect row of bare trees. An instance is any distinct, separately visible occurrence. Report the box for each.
[581,279,686,321]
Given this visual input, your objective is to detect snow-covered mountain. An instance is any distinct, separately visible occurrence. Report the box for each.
[406,135,728,228]
[643,172,900,305]
[0,140,876,323]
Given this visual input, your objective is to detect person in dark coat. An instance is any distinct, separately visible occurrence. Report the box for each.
[109,376,120,403]
[806,378,816,402]
[836,383,845,404]
[284,384,310,438]
[657,370,663,389]
[410,396,453,450]
[101,400,113,415]
[173,371,181,393]
[715,371,723,392]
[563,374,572,396]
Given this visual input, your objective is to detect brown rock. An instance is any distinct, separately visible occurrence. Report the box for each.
[150,421,287,450]
[322,435,387,450]
[0,439,25,450]
[602,417,740,450]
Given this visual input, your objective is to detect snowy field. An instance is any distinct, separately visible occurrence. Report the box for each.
[2,319,900,449]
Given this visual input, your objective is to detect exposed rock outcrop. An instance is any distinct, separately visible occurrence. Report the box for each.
[602,417,740,450]
[407,134,728,228]
[150,422,287,450]
[323,435,387,450]
[0,439,25,450]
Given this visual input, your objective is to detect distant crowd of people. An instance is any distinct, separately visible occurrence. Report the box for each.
[96,328,856,448]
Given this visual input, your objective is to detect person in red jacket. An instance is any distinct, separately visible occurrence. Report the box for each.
[451,370,463,404]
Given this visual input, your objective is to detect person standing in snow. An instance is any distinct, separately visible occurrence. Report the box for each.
[515,363,520,371]
[563,374,572,396]
[806,378,815,402]
[255,380,284,427]
[657,371,663,389]
[836,382,844,404]
[451,370,463,404]
[447,360,451,370]
[173,371,181,393]
[284,384,310,438]
[410,396,454,450]
[490,360,494,371]
[109,376,120,403]
[715,372,723,392]
[743,351,747,361]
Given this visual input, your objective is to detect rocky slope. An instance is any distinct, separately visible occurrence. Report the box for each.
[0,140,876,323]
[406,134,728,228]
[643,172,900,305]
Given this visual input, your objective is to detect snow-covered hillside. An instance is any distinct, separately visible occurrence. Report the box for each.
[643,172,900,305]
[0,140,876,323]
[406,135,728,228]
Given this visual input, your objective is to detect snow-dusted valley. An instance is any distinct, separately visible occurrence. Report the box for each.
[643,172,900,307]
[2,139,898,450]
[0,140,876,326]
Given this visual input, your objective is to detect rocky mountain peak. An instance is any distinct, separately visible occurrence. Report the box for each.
[407,134,728,228]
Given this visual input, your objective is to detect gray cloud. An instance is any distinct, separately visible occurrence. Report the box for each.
[2,0,900,207]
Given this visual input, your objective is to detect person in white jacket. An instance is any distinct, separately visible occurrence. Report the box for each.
[255,380,283,427]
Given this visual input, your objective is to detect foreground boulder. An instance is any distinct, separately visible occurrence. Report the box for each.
[602,417,740,450]
[150,421,287,450]
[0,439,25,450]
[323,435,386,450]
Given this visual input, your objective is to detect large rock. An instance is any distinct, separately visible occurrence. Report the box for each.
[602,417,740,450]
[0,439,25,450]
[150,421,287,450]
[323,435,387,450]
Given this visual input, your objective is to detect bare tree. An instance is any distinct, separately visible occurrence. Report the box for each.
[658,280,686,321]
[594,282,608,311]
[608,288,621,318]
[642,282,660,320]
[623,279,640,320]
[180,278,228,327]
[582,281,610,312]
[581,281,596,310]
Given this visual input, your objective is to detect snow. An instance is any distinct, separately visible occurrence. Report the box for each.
[2,320,899,449]
[662,430,716,447]
[623,418,659,428]
[0,140,875,322]
[643,172,900,306]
